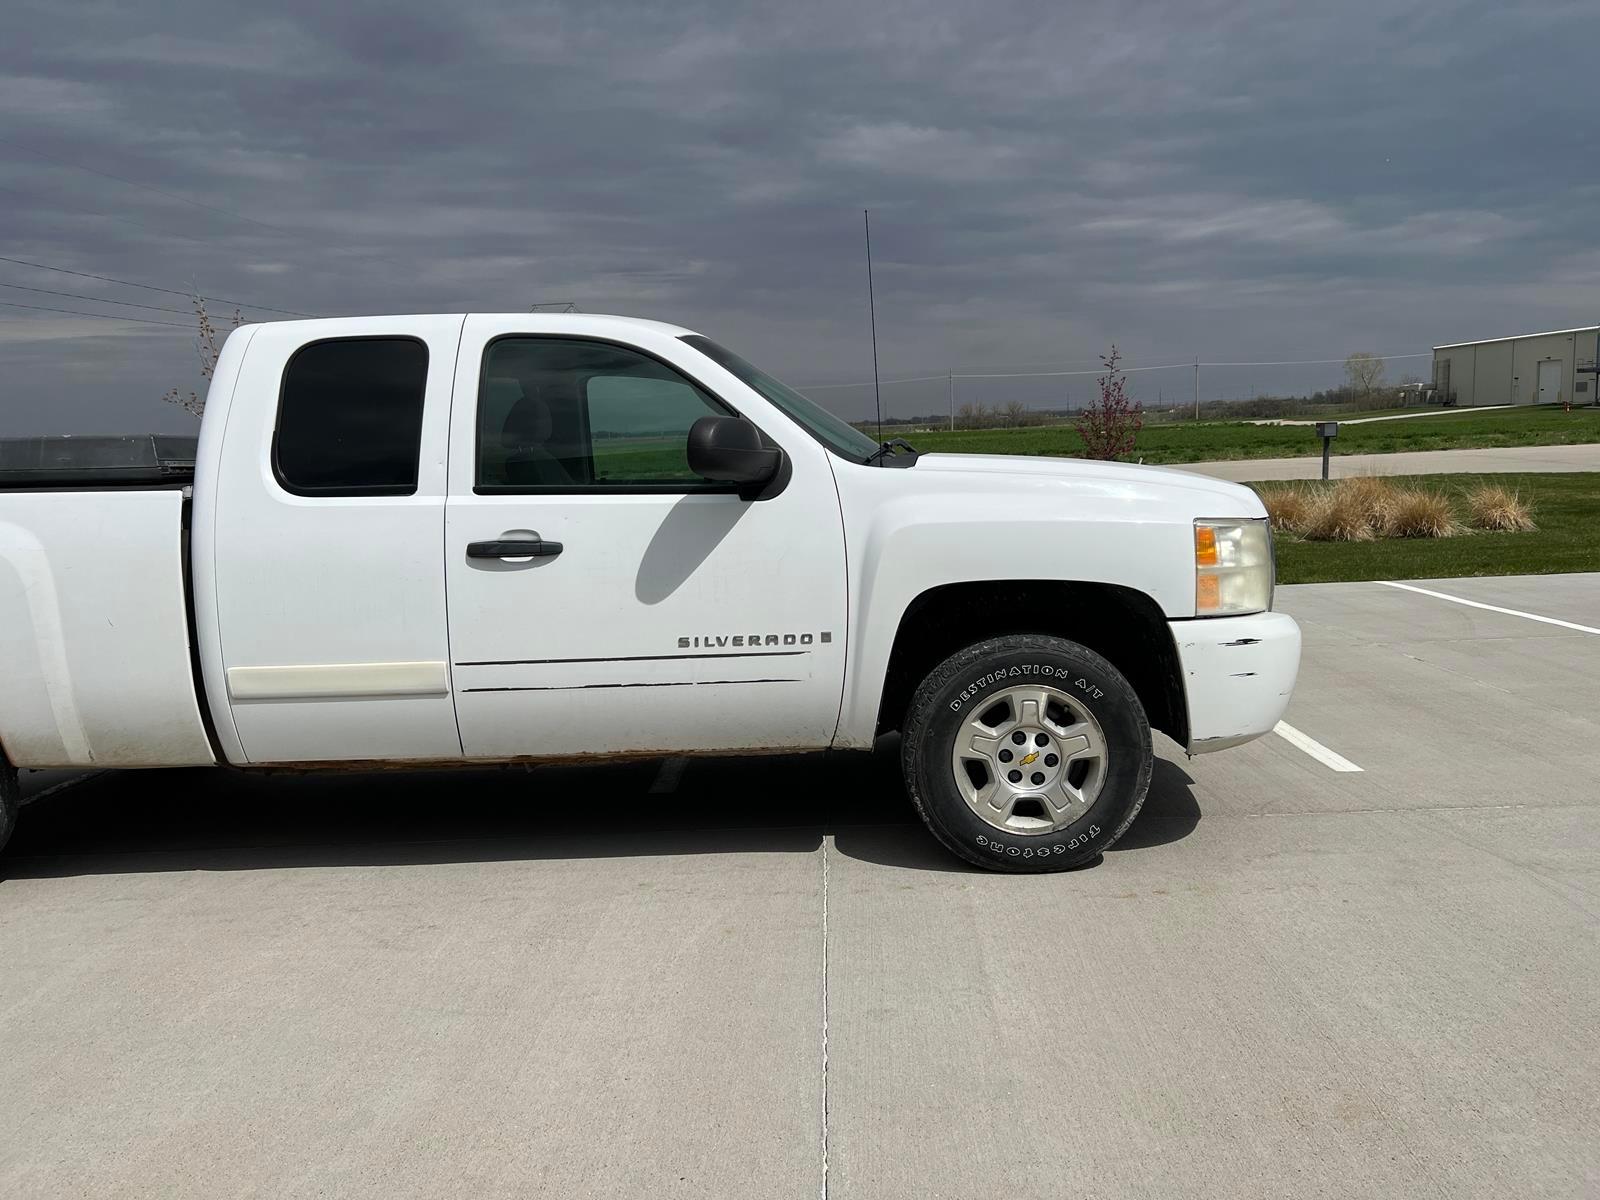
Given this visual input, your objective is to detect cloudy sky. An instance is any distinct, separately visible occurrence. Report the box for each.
[3,0,1595,434]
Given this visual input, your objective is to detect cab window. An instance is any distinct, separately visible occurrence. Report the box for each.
[475,337,733,492]
[274,337,428,496]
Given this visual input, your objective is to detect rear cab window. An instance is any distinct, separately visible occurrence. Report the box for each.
[274,337,429,496]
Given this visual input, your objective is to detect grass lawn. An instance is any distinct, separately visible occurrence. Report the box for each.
[909,404,1600,465]
[1258,473,1600,584]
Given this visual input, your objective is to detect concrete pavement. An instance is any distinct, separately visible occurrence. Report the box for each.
[1177,440,1600,481]
[3,573,1599,1197]
[1249,405,1516,426]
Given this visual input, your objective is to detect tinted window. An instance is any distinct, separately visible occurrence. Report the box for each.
[680,334,880,463]
[275,338,428,495]
[477,337,729,490]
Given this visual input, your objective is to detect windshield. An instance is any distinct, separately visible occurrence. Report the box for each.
[680,335,882,464]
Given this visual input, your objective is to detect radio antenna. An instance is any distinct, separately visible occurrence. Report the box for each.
[863,208,884,452]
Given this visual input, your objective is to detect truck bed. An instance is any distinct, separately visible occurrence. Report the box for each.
[0,486,216,767]
[0,435,198,488]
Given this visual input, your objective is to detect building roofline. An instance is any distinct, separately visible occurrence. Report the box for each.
[1434,325,1599,351]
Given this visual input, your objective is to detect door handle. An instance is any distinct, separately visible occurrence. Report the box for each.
[467,536,563,559]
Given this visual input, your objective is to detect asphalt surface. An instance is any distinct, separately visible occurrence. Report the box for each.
[3,573,1598,1198]
[1180,440,1600,481]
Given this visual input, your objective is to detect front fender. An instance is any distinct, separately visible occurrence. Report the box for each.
[831,462,1210,749]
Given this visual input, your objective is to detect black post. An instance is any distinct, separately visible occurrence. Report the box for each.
[1316,421,1338,480]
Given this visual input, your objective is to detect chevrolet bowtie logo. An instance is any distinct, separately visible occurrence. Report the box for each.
[1019,751,1040,766]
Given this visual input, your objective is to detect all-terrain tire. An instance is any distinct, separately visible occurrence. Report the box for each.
[0,753,19,856]
[902,634,1153,873]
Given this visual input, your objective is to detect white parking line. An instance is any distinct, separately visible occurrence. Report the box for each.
[1376,580,1600,636]
[1273,721,1364,772]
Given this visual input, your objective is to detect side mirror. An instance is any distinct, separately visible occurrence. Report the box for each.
[687,416,781,489]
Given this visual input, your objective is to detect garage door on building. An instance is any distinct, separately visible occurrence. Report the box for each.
[1537,359,1563,406]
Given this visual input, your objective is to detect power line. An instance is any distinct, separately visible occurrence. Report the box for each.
[1198,353,1430,367]
[0,281,198,316]
[800,372,950,390]
[0,299,194,328]
[797,351,1435,392]
[798,364,1189,390]
[956,362,1193,380]
[0,254,315,317]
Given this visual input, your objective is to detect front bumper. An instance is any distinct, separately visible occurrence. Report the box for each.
[1169,611,1301,754]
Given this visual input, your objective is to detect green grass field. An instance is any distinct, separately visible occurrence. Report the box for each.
[1257,473,1600,584]
[909,404,1600,465]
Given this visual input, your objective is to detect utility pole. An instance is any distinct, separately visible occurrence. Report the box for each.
[1193,357,1200,421]
[948,370,955,431]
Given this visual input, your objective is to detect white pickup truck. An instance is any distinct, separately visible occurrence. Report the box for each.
[0,314,1299,871]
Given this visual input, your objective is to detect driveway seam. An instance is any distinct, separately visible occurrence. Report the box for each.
[819,833,831,1200]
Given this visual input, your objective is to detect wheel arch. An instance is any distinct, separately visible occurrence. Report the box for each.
[872,580,1188,748]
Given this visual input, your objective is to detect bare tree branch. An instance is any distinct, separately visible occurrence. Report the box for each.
[162,294,244,418]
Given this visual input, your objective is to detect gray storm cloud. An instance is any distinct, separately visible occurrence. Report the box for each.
[1,0,1591,433]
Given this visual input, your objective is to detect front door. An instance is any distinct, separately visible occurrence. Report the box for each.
[443,318,848,760]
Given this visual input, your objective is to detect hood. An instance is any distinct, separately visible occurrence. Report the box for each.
[911,453,1265,513]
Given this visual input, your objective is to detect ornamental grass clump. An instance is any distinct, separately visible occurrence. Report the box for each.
[1380,487,1460,538]
[1258,486,1309,533]
[1289,476,1402,541]
[1464,484,1537,532]
[1299,482,1380,541]
[1337,475,1399,534]
[1252,477,1538,546]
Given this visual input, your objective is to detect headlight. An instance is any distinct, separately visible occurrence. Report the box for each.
[1194,518,1273,615]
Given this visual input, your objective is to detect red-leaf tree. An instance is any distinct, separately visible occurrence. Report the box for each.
[1074,345,1143,460]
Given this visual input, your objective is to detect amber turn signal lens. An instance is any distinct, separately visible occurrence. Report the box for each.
[1196,574,1221,611]
[1194,524,1219,567]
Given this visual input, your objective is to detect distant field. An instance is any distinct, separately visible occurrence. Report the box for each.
[909,404,1600,465]
[1254,473,1600,584]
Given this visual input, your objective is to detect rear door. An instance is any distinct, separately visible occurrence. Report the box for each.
[442,317,848,760]
[209,317,465,764]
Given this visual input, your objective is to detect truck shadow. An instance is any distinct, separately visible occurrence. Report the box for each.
[2,747,1200,880]
[831,751,1202,872]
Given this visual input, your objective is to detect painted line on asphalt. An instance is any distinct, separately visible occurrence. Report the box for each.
[1273,721,1364,773]
[1376,580,1600,636]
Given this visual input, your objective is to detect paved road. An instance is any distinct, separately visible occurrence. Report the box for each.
[1248,405,1516,427]
[1177,441,1600,481]
[3,573,1598,1198]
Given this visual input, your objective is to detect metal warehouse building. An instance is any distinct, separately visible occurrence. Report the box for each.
[1432,325,1599,407]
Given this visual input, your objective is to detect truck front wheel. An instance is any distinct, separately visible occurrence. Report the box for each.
[0,754,18,856]
[901,634,1153,873]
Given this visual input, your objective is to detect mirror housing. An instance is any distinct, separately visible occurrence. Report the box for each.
[687,416,782,491]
